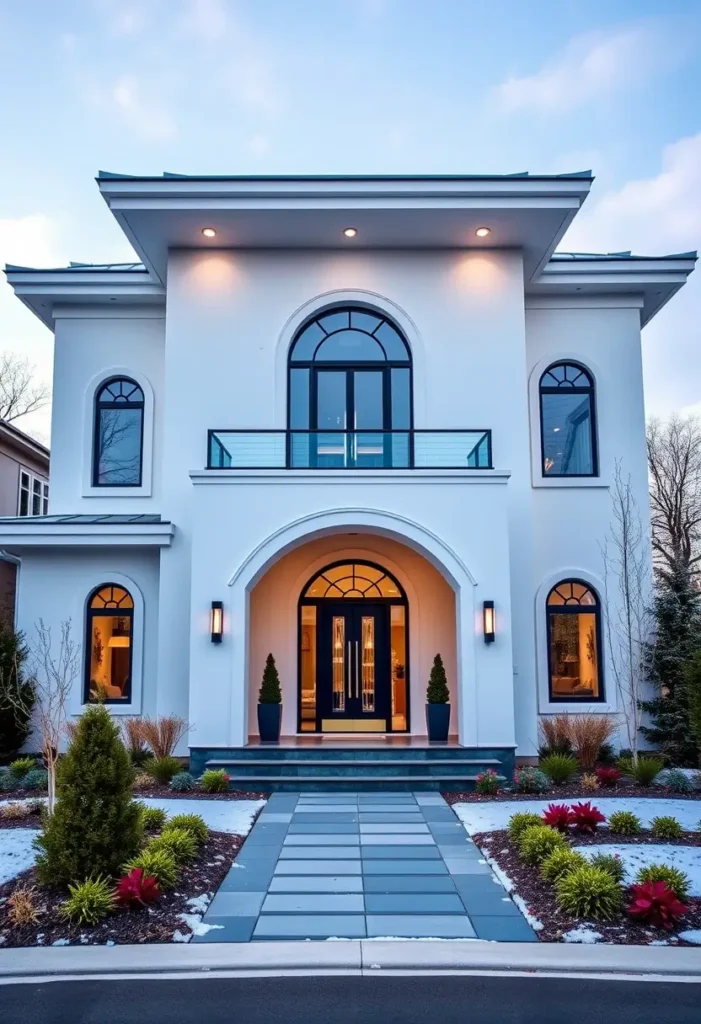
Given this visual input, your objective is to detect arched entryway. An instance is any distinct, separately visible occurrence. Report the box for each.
[298,560,409,733]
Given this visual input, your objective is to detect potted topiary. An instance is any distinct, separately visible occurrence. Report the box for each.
[426,653,450,742]
[257,653,282,743]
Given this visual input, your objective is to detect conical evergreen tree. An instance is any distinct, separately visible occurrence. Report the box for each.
[259,653,282,704]
[35,704,142,886]
[426,653,450,704]
[684,650,701,764]
[640,563,701,765]
[0,624,34,760]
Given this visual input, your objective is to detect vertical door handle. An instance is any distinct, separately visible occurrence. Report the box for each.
[347,640,352,699]
[355,640,360,699]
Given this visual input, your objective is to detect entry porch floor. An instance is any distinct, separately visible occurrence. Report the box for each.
[194,791,536,942]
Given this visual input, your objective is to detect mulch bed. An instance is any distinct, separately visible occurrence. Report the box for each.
[475,828,701,946]
[0,830,242,947]
[1,785,267,801]
[445,785,701,804]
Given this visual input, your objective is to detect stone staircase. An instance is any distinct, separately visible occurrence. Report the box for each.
[189,744,515,792]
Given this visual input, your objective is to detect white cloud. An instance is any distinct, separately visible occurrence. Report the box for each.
[494,23,664,114]
[97,74,177,141]
[178,0,230,41]
[0,214,67,269]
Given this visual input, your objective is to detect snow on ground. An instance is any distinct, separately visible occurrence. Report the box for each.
[0,828,37,884]
[678,930,701,944]
[453,798,701,836]
[574,844,701,897]
[562,926,603,944]
[140,798,265,835]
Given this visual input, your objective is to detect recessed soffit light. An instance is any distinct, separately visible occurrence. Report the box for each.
[343,227,358,238]
[475,227,491,238]
[202,227,217,238]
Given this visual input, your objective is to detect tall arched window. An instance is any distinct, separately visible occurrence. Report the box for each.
[85,584,134,703]
[93,377,144,486]
[288,307,412,468]
[547,580,603,701]
[539,362,597,477]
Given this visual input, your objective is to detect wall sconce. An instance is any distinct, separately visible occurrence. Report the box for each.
[483,601,495,644]
[210,601,223,644]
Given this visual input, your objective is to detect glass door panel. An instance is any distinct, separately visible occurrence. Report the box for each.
[361,615,376,712]
[331,615,347,712]
[316,371,347,467]
[353,370,385,467]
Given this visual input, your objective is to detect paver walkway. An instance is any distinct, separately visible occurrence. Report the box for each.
[194,791,536,942]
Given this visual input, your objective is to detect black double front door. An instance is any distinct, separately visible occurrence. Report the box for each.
[316,602,391,730]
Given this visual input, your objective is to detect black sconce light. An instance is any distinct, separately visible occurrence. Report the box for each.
[210,601,223,644]
[483,600,495,644]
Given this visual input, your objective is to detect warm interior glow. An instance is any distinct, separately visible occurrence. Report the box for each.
[483,602,495,640]
[202,227,217,238]
[343,227,358,238]
[475,226,491,238]
[210,602,223,640]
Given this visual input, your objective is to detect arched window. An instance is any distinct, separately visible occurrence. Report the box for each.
[85,584,134,703]
[288,307,412,468]
[546,580,603,701]
[93,377,144,486]
[303,561,405,599]
[539,362,597,477]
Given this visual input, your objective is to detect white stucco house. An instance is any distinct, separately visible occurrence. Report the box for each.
[1,171,696,778]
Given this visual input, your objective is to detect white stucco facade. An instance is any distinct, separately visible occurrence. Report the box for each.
[1,172,695,757]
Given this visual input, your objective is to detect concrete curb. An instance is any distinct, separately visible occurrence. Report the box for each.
[0,940,700,980]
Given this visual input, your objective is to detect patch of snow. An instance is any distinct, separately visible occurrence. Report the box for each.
[0,829,38,884]
[649,940,669,945]
[678,930,701,945]
[562,926,602,944]
[51,938,70,947]
[140,798,265,835]
[453,798,701,836]
[574,844,701,897]
[186,893,211,914]
[0,798,47,809]
[105,940,115,947]
[35,934,44,945]
[178,912,224,938]
[0,936,6,946]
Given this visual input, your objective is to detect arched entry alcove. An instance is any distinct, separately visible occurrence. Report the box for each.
[298,560,409,733]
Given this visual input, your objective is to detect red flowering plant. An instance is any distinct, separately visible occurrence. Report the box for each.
[115,868,160,908]
[541,803,574,832]
[628,881,687,930]
[569,801,606,834]
[595,766,622,788]
[475,769,501,796]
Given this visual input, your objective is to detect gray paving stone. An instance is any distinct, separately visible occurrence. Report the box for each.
[293,813,359,824]
[364,893,465,913]
[360,824,430,833]
[420,808,458,822]
[360,845,442,859]
[274,860,362,875]
[256,813,293,823]
[261,893,364,913]
[207,891,266,917]
[234,848,281,867]
[451,873,507,895]
[470,915,537,941]
[442,857,492,875]
[279,846,361,859]
[192,916,256,942]
[458,892,524,917]
[358,814,425,823]
[253,915,366,939]
[427,822,470,834]
[288,824,359,834]
[366,915,476,938]
[362,860,447,875]
[291,805,359,813]
[355,804,419,812]
[363,875,457,893]
[360,834,435,845]
[414,795,447,805]
[216,868,276,892]
[434,835,478,848]
[284,834,360,845]
[268,876,364,893]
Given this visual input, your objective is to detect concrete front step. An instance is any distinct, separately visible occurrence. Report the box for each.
[205,758,503,778]
[218,774,505,792]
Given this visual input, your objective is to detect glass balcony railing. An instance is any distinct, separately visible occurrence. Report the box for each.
[207,429,492,470]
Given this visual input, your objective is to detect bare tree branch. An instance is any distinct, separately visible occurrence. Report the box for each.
[647,415,701,584]
[31,620,80,814]
[600,462,653,761]
[0,353,50,423]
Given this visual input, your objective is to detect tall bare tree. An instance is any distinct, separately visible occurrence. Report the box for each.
[31,620,80,814]
[0,353,50,423]
[647,415,701,583]
[601,462,653,762]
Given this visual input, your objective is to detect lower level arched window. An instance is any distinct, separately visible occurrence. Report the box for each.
[85,584,134,703]
[546,580,603,701]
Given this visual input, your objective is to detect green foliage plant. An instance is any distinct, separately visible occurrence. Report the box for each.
[650,815,684,840]
[34,704,142,887]
[555,865,623,920]
[259,653,282,704]
[20,768,48,790]
[662,768,694,794]
[607,810,642,836]
[507,811,543,843]
[540,848,587,883]
[139,805,168,832]
[163,813,209,845]
[123,848,179,890]
[169,771,195,792]
[619,755,665,787]
[0,626,35,761]
[540,753,578,785]
[199,768,230,793]
[146,756,182,784]
[148,827,198,866]
[589,852,625,883]
[426,654,450,703]
[61,876,115,925]
[10,756,36,779]
[518,824,568,866]
[635,864,691,901]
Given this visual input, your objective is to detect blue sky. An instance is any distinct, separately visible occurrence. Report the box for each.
[1,0,700,442]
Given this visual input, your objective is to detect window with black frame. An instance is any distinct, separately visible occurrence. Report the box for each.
[85,584,134,703]
[546,580,603,701]
[539,362,597,477]
[93,377,144,486]
[288,307,412,468]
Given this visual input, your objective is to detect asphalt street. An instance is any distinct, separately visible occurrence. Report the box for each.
[2,974,700,1024]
